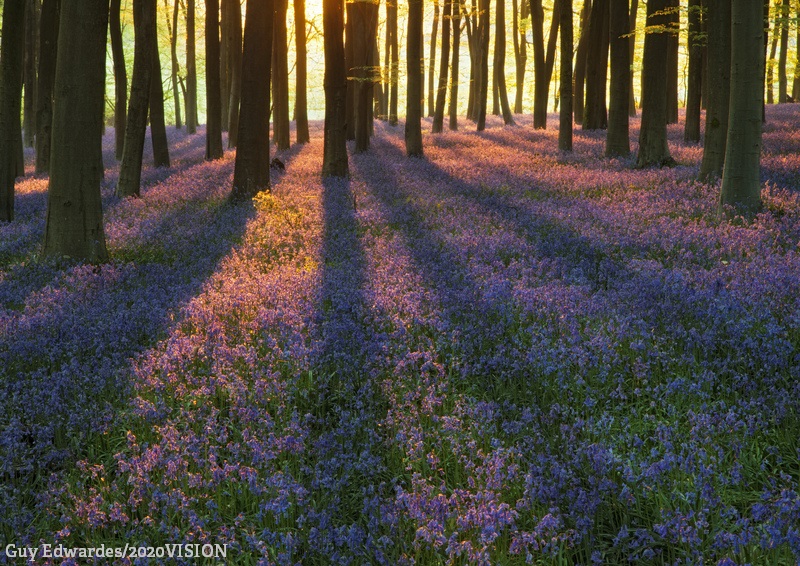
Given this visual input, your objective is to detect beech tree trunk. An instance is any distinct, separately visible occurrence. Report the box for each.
[272,0,290,150]
[513,0,529,113]
[227,0,243,147]
[110,0,126,158]
[388,0,399,124]
[406,0,424,154]
[606,0,630,157]
[573,0,591,123]
[559,0,573,150]
[494,0,515,125]
[352,1,379,152]
[720,0,764,215]
[665,0,678,124]
[322,0,349,176]
[167,0,182,129]
[793,0,800,101]
[345,10,355,140]
[778,0,789,103]
[294,0,310,142]
[636,0,672,167]
[699,0,730,181]
[23,0,39,149]
[206,0,224,160]
[150,38,171,168]
[186,0,198,133]
[232,0,274,198]
[117,0,156,198]
[684,0,703,143]
[530,0,546,128]
[0,0,26,221]
[475,0,490,130]
[429,0,440,117]
[449,0,462,130]
[432,0,452,132]
[767,5,778,105]
[628,0,637,116]
[42,0,110,261]
[583,0,609,129]
[220,0,230,131]
[35,0,60,174]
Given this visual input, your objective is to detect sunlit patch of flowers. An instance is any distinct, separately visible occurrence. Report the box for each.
[2,108,800,565]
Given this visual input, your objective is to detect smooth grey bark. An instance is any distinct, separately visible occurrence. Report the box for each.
[573,0,591,123]
[559,0,573,150]
[406,0,424,154]
[322,0,349,176]
[23,0,39,149]
[185,0,198,133]
[449,0,462,130]
[699,0,730,181]
[205,0,224,160]
[110,0,127,159]
[0,0,26,221]
[294,0,310,143]
[684,0,703,143]
[494,0,515,125]
[606,0,630,157]
[583,0,609,130]
[35,0,60,174]
[432,0,452,132]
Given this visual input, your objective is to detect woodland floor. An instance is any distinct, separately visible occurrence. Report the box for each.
[2,108,800,565]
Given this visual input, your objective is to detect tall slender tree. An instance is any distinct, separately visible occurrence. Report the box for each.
[110,0,127,159]
[432,0,452,132]
[35,0,60,174]
[583,0,609,129]
[665,0,679,124]
[429,0,440,116]
[475,0,489,130]
[294,0,310,142]
[684,0,703,143]
[272,0,290,150]
[0,0,26,221]
[166,0,183,129]
[220,0,230,130]
[232,0,274,198]
[766,3,778,104]
[494,0,515,124]
[227,0,243,147]
[720,0,764,215]
[573,0,591,123]
[793,0,800,101]
[606,0,630,157]
[42,0,110,261]
[636,0,673,167]
[322,0,349,175]
[352,0,379,152]
[186,0,198,133]
[406,0,424,153]
[206,0,224,160]
[449,0,462,130]
[23,0,39,149]
[150,35,171,167]
[513,0,529,113]
[699,0,730,180]
[559,0,573,150]
[778,0,789,102]
[628,0,638,116]
[387,0,399,125]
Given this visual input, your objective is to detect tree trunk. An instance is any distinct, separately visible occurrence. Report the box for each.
[110,0,126,157]
[352,1,379,152]
[186,0,198,133]
[766,4,778,105]
[272,0,290,150]
[628,0,638,116]
[0,0,26,221]
[23,0,39,149]
[406,0,424,154]
[449,0,462,129]
[226,0,243,147]
[513,0,529,113]
[778,0,789,103]
[429,0,440,117]
[636,0,673,167]
[494,0,515,125]
[793,0,800,101]
[433,0,452,132]
[699,0,730,181]
[530,0,546,127]
[684,0,703,143]
[573,0,591,123]
[167,0,182,129]
[475,0,490,130]
[206,0,224,160]
[665,0,678,124]
[465,0,477,120]
[220,0,230,131]
[117,0,156,198]
[345,9,355,140]
[294,0,310,142]
[559,0,573,150]
[322,0,349,175]
[232,0,273,198]
[35,0,60,174]
[606,0,630,157]
[583,0,609,129]
[720,0,764,215]
[42,0,109,261]
[388,0,399,125]
[150,37,171,168]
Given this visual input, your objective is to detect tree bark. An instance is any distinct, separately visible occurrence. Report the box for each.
[449,0,462,129]
[684,0,703,143]
[232,0,274,198]
[42,0,110,261]
[0,0,26,221]
[406,0,424,154]
[573,0,591,123]
[513,0,529,113]
[23,0,39,149]
[388,0,399,124]
[433,0,452,132]
[166,0,182,129]
[429,0,439,117]
[149,35,171,168]
[475,0,490,130]
[628,0,637,116]
[272,0,290,150]
[186,0,198,133]
[494,0,515,125]
[606,0,630,157]
[206,0,224,160]
[294,0,310,142]
[35,0,60,174]
[220,0,230,131]
[794,0,800,101]
[766,4,778,105]
[352,0,379,152]
[583,0,609,129]
[559,0,573,150]
[345,8,355,140]
[530,0,546,127]
[117,0,156,197]
[227,0,243,147]
[720,0,764,215]
[322,0,349,175]
[636,0,673,167]
[665,0,678,124]
[699,0,730,181]
[778,0,789,103]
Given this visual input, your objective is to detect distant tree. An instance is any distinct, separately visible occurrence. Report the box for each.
[117,0,157,198]
[699,0,730,181]
[494,0,515,125]
[185,0,198,133]
[449,0,462,130]
[206,0,224,160]
[352,0,379,152]
[720,0,764,215]
[665,0,678,124]
[583,0,609,130]
[387,0,399,124]
[35,0,60,174]
[573,0,591,123]
[345,9,355,140]
[636,0,673,167]
[294,0,310,143]
[149,33,171,168]
[559,0,572,150]
[513,0,528,113]
[778,0,789,102]
[232,0,274,198]
[793,0,800,101]
[429,0,439,117]
[42,0,109,261]
[475,0,489,130]
[532,0,559,129]
[220,0,230,131]
[406,0,424,153]
[110,0,127,159]
[628,0,637,116]
[0,0,25,221]
[226,0,243,147]
[165,0,182,130]
[23,0,39,149]
[465,0,478,120]
[432,0,452,132]
[322,0,349,175]
[684,0,703,143]
[606,0,630,157]
[766,3,778,104]
[272,0,290,150]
